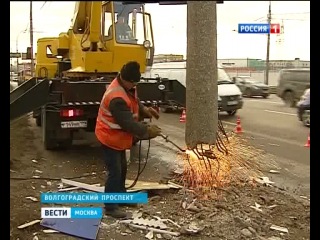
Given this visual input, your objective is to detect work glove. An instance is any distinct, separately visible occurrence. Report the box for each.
[144,106,160,120]
[147,124,162,139]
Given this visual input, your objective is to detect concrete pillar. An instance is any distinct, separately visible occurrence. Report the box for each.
[185,1,218,149]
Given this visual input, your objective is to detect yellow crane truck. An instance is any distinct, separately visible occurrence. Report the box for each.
[10,1,223,150]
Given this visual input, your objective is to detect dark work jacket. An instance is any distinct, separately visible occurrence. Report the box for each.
[108,78,148,139]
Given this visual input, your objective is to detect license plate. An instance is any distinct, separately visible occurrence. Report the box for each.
[61,121,87,129]
[227,100,238,106]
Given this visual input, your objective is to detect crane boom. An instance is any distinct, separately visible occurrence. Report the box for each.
[71,2,102,51]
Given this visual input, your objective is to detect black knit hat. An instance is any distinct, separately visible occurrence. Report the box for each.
[120,61,141,83]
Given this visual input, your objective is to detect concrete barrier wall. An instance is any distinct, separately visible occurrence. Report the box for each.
[226,71,280,86]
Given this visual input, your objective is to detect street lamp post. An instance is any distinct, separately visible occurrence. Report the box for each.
[29,1,35,77]
[16,29,27,73]
[265,1,271,85]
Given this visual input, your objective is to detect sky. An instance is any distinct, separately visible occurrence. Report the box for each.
[10,1,310,61]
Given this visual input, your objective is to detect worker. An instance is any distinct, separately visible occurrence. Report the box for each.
[95,61,162,219]
[108,16,134,42]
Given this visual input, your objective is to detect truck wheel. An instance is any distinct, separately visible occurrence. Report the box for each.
[302,110,310,127]
[42,125,57,150]
[244,88,252,98]
[227,110,237,116]
[36,116,42,127]
[283,91,295,107]
[58,138,73,149]
[160,106,171,113]
[42,108,58,150]
[44,137,58,150]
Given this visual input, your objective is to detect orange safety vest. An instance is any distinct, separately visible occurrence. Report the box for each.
[95,78,139,150]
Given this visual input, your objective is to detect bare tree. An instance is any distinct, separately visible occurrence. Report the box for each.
[185,1,218,149]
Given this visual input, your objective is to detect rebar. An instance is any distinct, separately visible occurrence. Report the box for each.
[176,116,269,198]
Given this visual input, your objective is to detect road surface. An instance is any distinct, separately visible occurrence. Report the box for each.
[154,94,310,196]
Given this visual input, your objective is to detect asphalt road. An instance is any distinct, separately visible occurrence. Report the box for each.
[153,94,310,196]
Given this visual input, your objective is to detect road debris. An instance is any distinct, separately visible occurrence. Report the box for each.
[31,160,38,163]
[180,222,204,235]
[268,237,282,240]
[131,218,168,229]
[270,224,289,233]
[269,170,280,174]
[181,201,188,209]
[25,196,38,202]
[155,218,181,229]
[250,202,263,213]
[186,200,201,213]
[241,228,252,237]
[254,176,275,186]
[122,223,180,237]
[145,230,154,239]
[17,220,41,229]
[267,204,278,209]
[58,183,101,192]
[43,229,59,233]
[61,178,181,192]
[299,195,310,201]
[99,222,118,230]
[268,143,280,147]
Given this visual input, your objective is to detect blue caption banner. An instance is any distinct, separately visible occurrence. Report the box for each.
[41,207,103,218]
[41,192,148,204]
[238,23,270,34]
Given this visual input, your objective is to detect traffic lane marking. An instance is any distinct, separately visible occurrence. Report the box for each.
[221,121,306,147]
[159,121,306,148]
[264,110,297,116]
[245,99,283,105]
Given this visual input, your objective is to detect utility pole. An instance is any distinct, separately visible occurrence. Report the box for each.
[265,1,271,85]
[30,1,35,77]
[16,38,19,74]
[16,30,25,74]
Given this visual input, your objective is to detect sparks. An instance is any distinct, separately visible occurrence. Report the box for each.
[175,121,269,199]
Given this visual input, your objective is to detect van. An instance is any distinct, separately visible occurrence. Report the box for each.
[276,68,310,107]
[146,61,243,115]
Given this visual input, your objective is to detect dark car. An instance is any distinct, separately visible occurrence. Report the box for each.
[233,76,270,98]
[297,88,310,127]
[276,68,310,107]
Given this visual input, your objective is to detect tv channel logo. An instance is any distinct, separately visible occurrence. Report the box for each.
[238,23,280,34]
[41,207,103,219]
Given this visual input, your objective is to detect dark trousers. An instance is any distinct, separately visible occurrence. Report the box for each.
[101,144,127,210]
